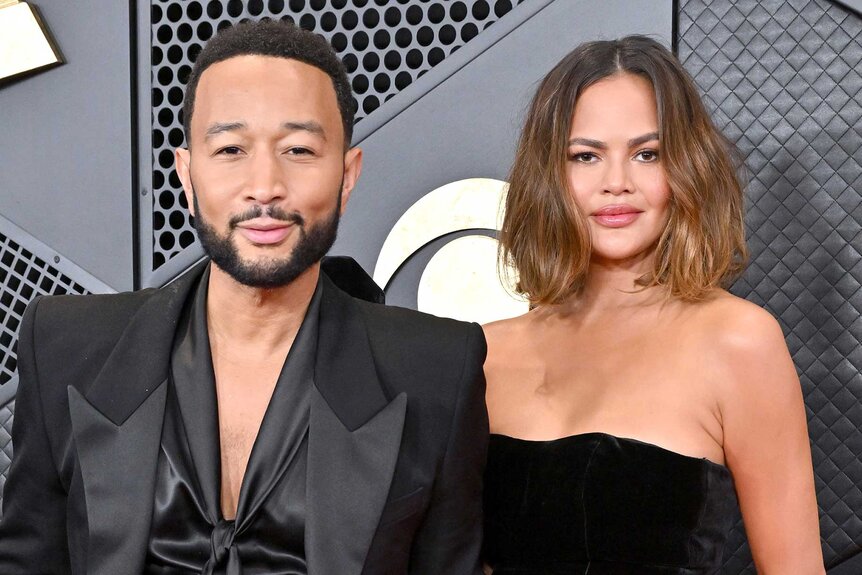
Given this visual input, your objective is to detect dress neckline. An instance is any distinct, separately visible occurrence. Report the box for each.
[490,431,729,471]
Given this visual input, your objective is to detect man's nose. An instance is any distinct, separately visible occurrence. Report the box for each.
[246,152,285,204]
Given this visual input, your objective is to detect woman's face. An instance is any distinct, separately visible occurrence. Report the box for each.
[566,73,671,268]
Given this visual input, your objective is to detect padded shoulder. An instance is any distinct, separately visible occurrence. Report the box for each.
[29,289,157,353]
[358,299,485,355]
[22,289,160,401]
[352,299,487,398]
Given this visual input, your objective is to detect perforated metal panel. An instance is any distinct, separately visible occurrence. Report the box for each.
[149,0,526,271]
[0,231,90,387]
[0,215,114,515]
[678,0,862,572]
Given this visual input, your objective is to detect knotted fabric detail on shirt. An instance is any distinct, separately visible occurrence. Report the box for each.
[203,519,242,575]
[144,266,316,575]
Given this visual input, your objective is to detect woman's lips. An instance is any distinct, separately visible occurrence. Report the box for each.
[237,223,293,245]
[591,205,643,228]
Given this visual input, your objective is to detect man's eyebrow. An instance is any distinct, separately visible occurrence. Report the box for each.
[203,120,327,141]
[628,132,659,148]
[204,121,246,140]
[282,120,326,140]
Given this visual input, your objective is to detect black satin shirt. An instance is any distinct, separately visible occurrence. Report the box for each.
[144,267,321,575]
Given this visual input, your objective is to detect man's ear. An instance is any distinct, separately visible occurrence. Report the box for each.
[175,147,194,216]
[340,147,363,214]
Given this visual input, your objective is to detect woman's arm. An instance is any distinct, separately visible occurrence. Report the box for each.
[717,302,824,575]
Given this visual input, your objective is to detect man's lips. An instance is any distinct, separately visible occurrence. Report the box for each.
[590,205,643,228]
[236,219,294,245]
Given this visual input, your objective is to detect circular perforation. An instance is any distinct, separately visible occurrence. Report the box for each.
[150,0,526,270]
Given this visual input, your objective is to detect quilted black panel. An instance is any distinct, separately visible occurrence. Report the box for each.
[678,0,862,572]
[0,401,13,514]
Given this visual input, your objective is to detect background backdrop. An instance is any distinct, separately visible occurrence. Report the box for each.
[0,1,860,572]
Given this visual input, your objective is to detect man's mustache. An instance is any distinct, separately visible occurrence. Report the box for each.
[228,204,305,228]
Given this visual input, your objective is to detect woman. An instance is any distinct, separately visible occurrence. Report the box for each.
[483,36,823,574]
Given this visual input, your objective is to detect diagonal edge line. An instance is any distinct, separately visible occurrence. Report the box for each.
[0,214,116,295]
[351,0,557,145]
[0,375,18,407]
[827,0,862,20]
[827,545,862,573]
[142,248,206,289]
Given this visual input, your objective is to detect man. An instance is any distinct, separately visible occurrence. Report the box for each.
[0,21,487,574]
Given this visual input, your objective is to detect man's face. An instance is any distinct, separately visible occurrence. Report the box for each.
[175,55,362,288]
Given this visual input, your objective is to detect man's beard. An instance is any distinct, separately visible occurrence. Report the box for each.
[192,186,341,289]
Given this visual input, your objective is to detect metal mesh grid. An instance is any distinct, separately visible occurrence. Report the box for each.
[678,0,862,571]
[150,0,526,270]
[0,231,90,387]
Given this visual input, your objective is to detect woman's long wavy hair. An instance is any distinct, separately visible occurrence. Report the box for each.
[501,35,747,305]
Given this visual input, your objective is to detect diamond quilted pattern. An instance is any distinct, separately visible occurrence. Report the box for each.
[679,0,862,572]
[0,400,13,514]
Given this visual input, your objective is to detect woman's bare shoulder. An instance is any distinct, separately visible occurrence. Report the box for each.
[692,290,786,354]
[484,312,529,342]
[482,310,550,389]
[483,313,533,366]
[482,311,549,431]
[690,290,797,401]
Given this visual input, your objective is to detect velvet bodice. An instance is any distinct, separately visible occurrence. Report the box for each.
[483,433,738,574]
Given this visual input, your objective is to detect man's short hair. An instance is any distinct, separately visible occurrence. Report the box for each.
[182,20,354,148]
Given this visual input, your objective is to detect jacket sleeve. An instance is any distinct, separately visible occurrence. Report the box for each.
[408,323,489,574]
[0,297,72,573]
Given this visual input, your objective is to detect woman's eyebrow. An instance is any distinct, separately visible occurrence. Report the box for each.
[567,137,606,149]
[567,132,659,149]
[628,132,659,147]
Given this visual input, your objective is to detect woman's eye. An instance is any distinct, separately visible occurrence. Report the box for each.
[570,152,597,163]
[635,149,659,162]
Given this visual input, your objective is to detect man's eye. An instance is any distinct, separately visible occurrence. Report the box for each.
[286,147,313,156]
[216,146,243,156]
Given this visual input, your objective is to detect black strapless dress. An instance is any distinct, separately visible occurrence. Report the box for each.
[483,433,738,574]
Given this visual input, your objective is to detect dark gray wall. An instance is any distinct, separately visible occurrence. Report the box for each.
[0,0,135,291]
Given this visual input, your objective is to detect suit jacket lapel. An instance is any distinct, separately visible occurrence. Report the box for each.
[68,383,167,575]
[170,264,221,521]
[68,260,208,574]
[82,259,208,425]
[306,275,407,575]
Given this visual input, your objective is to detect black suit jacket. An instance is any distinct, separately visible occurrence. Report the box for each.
[0,262,488,574]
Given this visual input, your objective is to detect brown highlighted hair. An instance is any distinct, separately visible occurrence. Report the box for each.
[501,35,747,305]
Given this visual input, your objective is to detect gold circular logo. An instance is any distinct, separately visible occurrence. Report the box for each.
[374,178,528,323]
